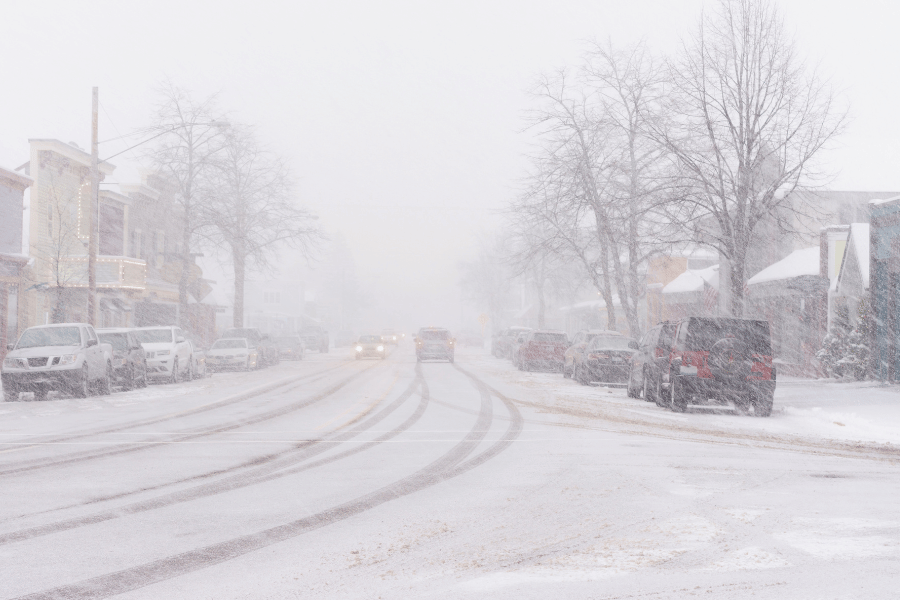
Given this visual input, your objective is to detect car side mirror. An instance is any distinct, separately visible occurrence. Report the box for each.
[6,343,13,351]
[628,340,639,350]
[177,336,185,343]
[86,339,97,347]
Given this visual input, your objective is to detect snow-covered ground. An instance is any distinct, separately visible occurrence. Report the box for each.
[0,345,897,599]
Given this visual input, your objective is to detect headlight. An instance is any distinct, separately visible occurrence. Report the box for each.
[3,357,25,369]
[356,346,363,352]
[377,346,384,351]
[59,354,78,366]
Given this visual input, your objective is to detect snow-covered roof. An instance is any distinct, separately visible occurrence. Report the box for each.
[748,247,819,286]
[662,264,719,295]
[869,195,900,206]
[559,296,622,311]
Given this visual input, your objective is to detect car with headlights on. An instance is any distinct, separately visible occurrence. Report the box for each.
[574,332,638,386]
[97,328,148,390]
[415,327,454,362]
[355,335,386,359]
[2,323,111,401]
[207,338,257,371]
[381,329,401,345]
[132,326,194,383]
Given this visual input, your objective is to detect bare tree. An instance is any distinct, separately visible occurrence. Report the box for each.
[656,0,845,315]
[148,83,228,323]
[203,125,321,327]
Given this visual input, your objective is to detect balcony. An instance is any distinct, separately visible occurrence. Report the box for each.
[58,256,146,290]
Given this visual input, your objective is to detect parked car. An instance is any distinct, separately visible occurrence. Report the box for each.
[300,326,329,353]
[2,323,111,401]
[563,330,616,379]
[509,330,532,366]
[97,328,148,390]
[273,336,305,360]
[207,338,258,371]
[515,330,569,372]
[415,327,454,362]
[187,340,207,378]
[221,328,279,367]
[574,332,638,386]
[355,334,386,360]
[627,317,776,416]
[492,327,531,358]
[132,326,194,383]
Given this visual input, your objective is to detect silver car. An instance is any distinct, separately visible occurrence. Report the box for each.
[1,323,111,401]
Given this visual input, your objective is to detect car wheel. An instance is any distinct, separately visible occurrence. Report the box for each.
[123,365,134,391]
[170,360,179,384]
[670,375,687,412]
[187,359,194,382]
[74,366,89,398]
[140,362,149,388]
[653,374,666,408]
[100,363,112,396]
[575,364,586,385]
[3,387,18,402]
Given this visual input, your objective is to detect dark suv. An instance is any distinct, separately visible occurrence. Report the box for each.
[627,317,775,416]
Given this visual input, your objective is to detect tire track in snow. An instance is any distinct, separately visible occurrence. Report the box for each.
[0,361,350,463]
[0,364,424,546]
[0,361,379,478]
[11,361,524,600]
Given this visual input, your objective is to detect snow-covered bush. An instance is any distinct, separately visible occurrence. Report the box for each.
[816,332,847,378]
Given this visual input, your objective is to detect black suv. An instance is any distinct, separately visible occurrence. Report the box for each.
[627,317,775,416]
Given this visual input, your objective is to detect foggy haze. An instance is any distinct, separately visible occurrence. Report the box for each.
[1,0,899,330]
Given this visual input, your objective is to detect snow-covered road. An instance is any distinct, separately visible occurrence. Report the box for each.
[0,346,897,599]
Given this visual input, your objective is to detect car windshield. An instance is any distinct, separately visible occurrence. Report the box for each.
[16,326,81,349]
[420,330,449,340]
[223,328,259,341]
[686,318,772,354]
[359,335,381,343]
[133,329,173,344]
[212,339,247,349]
[532,332,567,343]
[589,336,633,350]
[98,333,128,351]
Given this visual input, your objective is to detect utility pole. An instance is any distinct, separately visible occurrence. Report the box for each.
[88,87,99,326]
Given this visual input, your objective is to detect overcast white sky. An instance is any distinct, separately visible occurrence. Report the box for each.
[2,0,898,332]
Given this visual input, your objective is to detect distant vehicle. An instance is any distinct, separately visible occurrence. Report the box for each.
[300,326,329,353]
[273,336,305,360]
[355,334,386,360]
[207,338,258,371]
[97,328,148,390]
[627,317,775,416]
[2,323,111,401]
[515,330,569,372]
[221,328,279,366]
[133,326,194,383]
[575,332,637,386]
[493,327,531,359]
[381,329,400,345]
[334,330,356,348]
[415,327,454,362]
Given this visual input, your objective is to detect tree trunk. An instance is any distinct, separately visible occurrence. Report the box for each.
[232,246,245,328]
